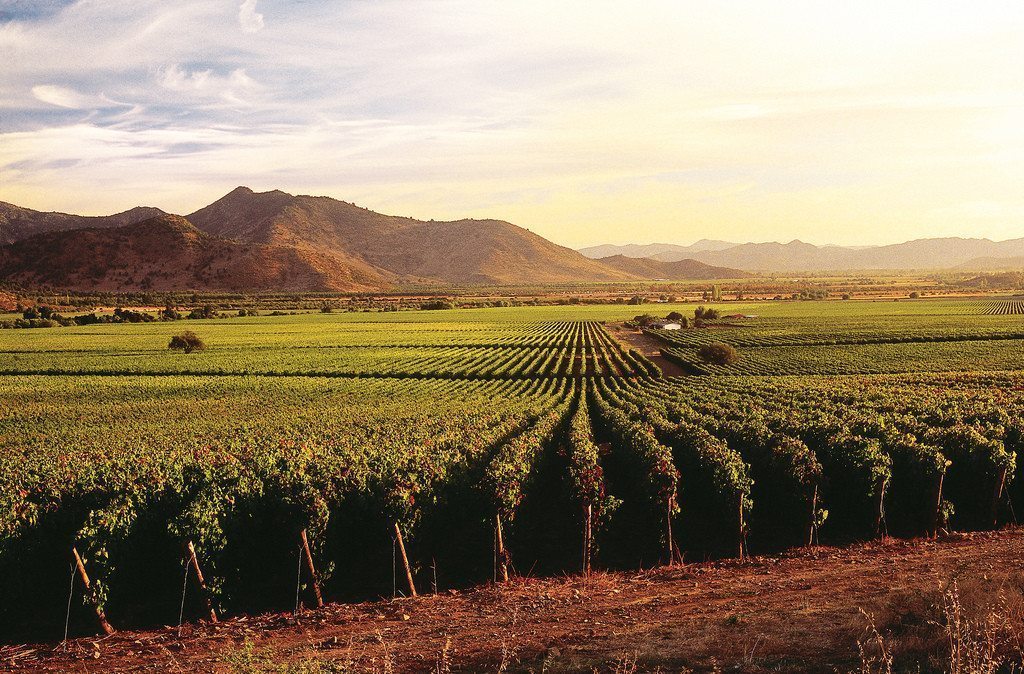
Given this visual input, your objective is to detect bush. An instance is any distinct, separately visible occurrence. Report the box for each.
[632,314,658,327]
[168,331,206,354]
[666,311,684,321]
[694,306,720,321]
[188,305,219,320]
[697,342,739,365]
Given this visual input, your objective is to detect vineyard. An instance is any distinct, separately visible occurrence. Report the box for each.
[2,299,1024,643]
[983,299,1024,315]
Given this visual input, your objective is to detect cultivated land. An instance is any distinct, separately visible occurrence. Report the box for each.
[3,297,1024,672]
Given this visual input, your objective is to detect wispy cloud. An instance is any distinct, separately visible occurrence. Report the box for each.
[0,0,1023,246]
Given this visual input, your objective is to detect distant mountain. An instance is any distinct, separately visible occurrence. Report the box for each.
[0,214,381,292]
[597,255,750,280]
[187,187,632,285]
[584,237,1024,272]
[579,240,737,260]
[956,256,1024,271]
[0,201,165,245]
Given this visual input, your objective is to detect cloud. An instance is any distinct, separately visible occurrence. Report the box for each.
[238,0,264,33]
[31,84,95,109]
[1,1,1023,245]
[158,64,259,106]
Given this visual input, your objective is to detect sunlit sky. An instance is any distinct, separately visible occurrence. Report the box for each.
[1,1,1023,248]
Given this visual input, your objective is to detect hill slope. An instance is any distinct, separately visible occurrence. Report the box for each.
[0,201,165,245]
[188,187,634,284]
[0,214,383,292]
[597,254,750,279]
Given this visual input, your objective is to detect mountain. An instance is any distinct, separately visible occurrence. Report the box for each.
[0,214,382,292]
[584,237,1024,272]
[683,240,853,271]
[956,256,1024,271]
[845,238,1024,270]
[0,188,639,290]
[579,240,737,260]
[187,187,632,285]
[597,255,750,280]
[0,201,165,245]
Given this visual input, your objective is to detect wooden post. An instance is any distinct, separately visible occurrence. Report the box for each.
[665,498,675,565]
[582,504,593,575]
[876,478,888,539]
[932,472,946,537]
[992,466,1008,528]
[737,494,746,561]
[495,514,509,583]
[185,541,218,623]
[808,485,819,547]
[71,546,115,635]
[299,530,324,608]
[393,522,417,597]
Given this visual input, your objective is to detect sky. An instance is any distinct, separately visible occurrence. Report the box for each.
[1,1,1023,248]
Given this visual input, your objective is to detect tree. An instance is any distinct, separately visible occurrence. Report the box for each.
[697,342,739,365]
[168,331,206,354]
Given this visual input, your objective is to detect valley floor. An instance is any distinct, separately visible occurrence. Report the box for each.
[8,529,1024,673]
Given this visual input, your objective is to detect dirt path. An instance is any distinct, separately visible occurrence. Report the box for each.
[10,530,1024,673]
[606,323,688,377]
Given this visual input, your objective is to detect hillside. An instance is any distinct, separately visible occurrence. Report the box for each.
[0,201,165,245]
[597,254,749,279]
[188,187,633,285]
[0,214,383,292]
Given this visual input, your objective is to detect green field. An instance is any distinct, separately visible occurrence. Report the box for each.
[2,297,1024,639]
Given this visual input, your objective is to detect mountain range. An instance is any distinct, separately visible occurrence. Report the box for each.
[580,238,1024,272]
[0,188,747,292]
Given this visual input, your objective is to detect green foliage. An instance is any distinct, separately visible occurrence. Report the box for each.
[697,342,739,365]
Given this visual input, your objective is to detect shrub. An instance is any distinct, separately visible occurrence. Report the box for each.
[694,306,720,321]
[168,331,206,354]
[632,314,658,327]
[697,342,739,365]
[666,311,684,321]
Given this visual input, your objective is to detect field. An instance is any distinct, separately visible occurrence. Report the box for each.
[3,296,1024,671]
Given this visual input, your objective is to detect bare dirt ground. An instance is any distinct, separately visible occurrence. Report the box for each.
[606,323,688,377]
[7,529,1024,673]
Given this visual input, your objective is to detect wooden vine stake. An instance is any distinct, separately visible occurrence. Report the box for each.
[299,529,324,608]
[664,499,674,565]
[71,546,115,635]
[932,472,946,537]
[582,504,593,576]
[393,522,417,597]
[737,494,747,561]
[807,485,819,547]
[495,514,509,583]
[185,541,218,622]
[875,478,889,539]
[992,466,1009,528]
